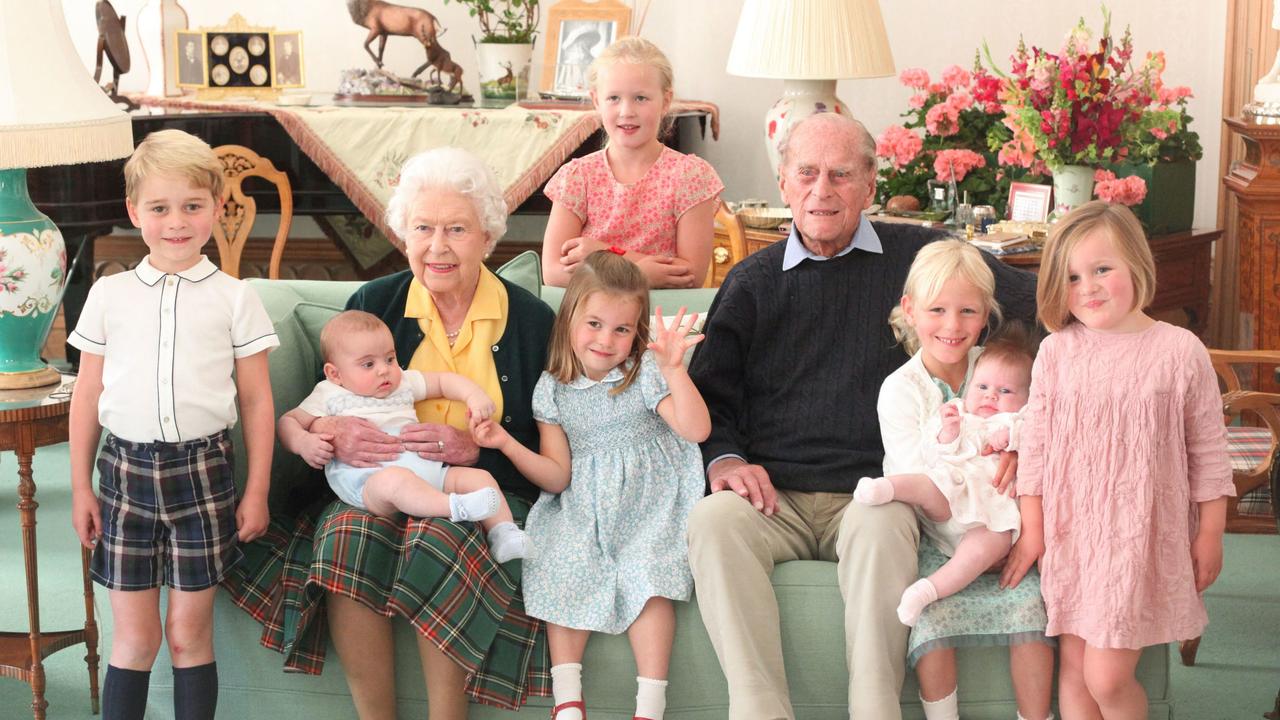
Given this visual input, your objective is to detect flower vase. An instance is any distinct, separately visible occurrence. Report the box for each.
[136,0,189,97]
[1052,164,1095,215]
[475,41,532,105]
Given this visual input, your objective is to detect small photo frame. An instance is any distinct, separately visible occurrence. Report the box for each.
[1007,182,1053,223]
[175,30,207,87]
[271,31,305,88]
[541,0,631,97]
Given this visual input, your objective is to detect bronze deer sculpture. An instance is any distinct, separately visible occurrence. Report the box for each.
[347,0,445,73]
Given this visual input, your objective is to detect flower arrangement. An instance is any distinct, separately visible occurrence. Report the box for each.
[1093,168,1147,206]
[875,57,1047,217]
[443,0,539,43]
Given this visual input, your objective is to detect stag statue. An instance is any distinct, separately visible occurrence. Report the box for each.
[347,0,445,70]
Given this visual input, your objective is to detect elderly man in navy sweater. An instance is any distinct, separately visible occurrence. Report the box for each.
[686,113,1036,719]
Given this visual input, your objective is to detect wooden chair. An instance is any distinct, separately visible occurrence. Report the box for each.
[1179,349,1280,666]
[212,144,293,279]
[707,201,748,288]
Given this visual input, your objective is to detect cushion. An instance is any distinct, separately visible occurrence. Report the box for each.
[494,249,543,299]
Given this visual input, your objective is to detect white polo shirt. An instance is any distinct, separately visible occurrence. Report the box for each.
[69,256,279,443]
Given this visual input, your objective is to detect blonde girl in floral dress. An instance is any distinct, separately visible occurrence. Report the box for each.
[540,37,723,289]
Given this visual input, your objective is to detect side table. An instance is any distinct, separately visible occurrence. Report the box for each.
[0,374,100,719]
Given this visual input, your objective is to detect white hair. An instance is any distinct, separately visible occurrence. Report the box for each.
[384,147,508,251]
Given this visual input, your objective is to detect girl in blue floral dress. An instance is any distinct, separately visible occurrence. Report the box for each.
[473,250,709,720]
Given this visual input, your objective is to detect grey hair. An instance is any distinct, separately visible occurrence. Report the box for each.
[777,112,876,178]
[385,147,508,251]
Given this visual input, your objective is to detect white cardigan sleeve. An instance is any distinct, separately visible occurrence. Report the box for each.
[878,354,945,477]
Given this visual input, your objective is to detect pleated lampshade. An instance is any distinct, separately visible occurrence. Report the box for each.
[726,0,894,80]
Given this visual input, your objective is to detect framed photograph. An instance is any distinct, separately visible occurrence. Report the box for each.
[175,30,207,88]
[271,31,305,88]
[540,0,631,97]
[1007,182,1053,223]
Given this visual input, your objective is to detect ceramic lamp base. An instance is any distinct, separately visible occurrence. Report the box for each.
[0,168,67,390]
[763,79,850,175]
[0,366,62,390]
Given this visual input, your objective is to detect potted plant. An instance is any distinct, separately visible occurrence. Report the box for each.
[1108,85,1203,233]
[444,0,539,102]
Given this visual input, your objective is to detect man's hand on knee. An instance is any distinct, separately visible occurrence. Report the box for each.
[708,458,777,516]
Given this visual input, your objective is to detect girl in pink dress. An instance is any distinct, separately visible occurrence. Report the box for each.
[1007,201,1234,719]
[541,37,723,289]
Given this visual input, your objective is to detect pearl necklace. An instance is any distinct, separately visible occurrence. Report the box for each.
[445,328,461,345]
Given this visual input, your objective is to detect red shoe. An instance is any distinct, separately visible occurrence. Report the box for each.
[550,700,586,719]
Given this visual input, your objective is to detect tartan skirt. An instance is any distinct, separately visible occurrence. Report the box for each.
[221,494,550,709]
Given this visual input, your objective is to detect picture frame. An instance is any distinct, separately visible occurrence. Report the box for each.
[1007,182,1053,223]
[177,14,301,100]
[270,31,305,88]
[175,30,207,88]
[540,0,631,98]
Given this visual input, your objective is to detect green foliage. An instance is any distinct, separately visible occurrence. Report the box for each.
[443,0,540,43]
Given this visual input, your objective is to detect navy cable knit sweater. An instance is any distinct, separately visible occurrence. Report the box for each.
[689,222,1037,493]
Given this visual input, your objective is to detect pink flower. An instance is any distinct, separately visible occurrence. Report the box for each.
[945,90,974,111]
[933,149,986,182]
[1094,174,1147,206]
[875,125,924,170]
[1157,85,1193,105]
[1150,128,1168,140]
[927,82,949,96]
[941,65,971,90]
[1093,168,1117,183]
[925,102,961,136]
[908,93,927,109]
[899,68,930,89]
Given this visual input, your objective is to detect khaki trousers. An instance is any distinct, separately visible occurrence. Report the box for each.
[686,489,919,720]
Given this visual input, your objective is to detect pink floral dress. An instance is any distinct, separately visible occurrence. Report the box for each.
[1018,322,1234,649]
[544,146,724,257]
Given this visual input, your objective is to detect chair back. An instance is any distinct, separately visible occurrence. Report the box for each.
[709,201,748,288]
[212,144,293,279]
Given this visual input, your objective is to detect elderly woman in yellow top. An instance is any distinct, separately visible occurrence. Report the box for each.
[228,147,554,718]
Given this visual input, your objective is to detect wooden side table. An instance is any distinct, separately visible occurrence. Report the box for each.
[0,375,100,719]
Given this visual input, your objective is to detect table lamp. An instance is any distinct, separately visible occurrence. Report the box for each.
[0,1,134,389]
[727,0,894,173]
[1245,2,1280,118]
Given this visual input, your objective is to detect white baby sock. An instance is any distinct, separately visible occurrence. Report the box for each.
[635,676,668,720]
[487,522,529,563]
[920,687,959,720]
[897,578,939,627]
[1017,712,1055,720]
[449,487,499,522]
[550,663,584,720]
[853,476,895,505]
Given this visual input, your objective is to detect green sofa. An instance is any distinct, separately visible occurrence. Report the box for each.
[142,254,1172,719]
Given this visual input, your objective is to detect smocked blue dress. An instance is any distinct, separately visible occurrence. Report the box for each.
[523,352,704,633]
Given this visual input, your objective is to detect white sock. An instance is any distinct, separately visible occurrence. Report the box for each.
[550,663,584,720]
[449,487,499,522]
[635,676,668,720]
[853,476,895,505]
[897,577,939,627]
[1017,712,1054,720]
[920,687,959,720]
[487,522,529,563]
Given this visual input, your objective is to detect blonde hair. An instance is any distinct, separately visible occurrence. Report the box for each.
[124,129,224,203]
[547,251,650,395]
[320,310,390,363]
[588,37,675,140]
[1036,200,1156,332]
[889,239,1002,355]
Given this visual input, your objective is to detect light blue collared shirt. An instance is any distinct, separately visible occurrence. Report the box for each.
[781,213,883,271]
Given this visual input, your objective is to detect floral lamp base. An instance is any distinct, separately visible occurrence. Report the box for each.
[0,169,67,390]
[763,79,850,176]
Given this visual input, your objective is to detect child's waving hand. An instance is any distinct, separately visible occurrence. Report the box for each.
[647,305,704,369]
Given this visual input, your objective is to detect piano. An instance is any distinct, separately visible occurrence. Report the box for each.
[28,107,709,365]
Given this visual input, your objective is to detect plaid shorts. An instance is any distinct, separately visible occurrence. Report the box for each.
[91,430,242,591]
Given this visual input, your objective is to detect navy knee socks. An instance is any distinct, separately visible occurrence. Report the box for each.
[103,665,150,720]
[173,662,218,720]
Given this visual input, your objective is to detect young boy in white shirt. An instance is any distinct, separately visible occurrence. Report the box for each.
[68,129,279,720]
